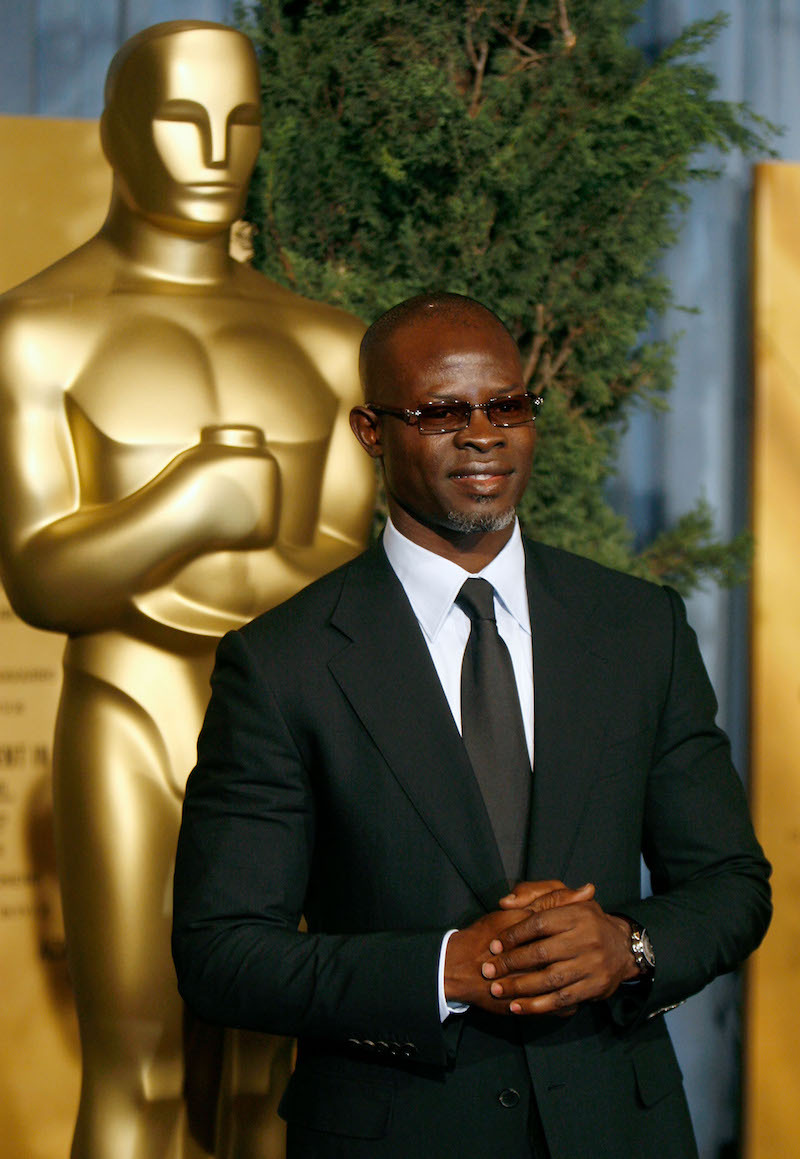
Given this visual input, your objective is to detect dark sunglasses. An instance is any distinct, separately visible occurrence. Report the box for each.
[367,392,541,435]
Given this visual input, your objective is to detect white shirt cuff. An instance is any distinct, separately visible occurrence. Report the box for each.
[438,929,470,1022]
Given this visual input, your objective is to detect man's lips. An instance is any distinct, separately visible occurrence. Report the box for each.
[449,465,513,479]
[449,465,513,495]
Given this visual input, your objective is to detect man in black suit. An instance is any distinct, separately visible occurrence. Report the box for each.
[173,292,771,1157]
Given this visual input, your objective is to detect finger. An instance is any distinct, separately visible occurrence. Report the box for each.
[488,909,551,959]
[498,879,567,908]
[510,997,581,1017]
[497,881,595,917]
[489,959,584,1001]
[483,929,577,979]
[488,904,572,957]
[489,891,599,956]
[509,987,585,1015]
[490,938,627,1006]
[504,977,588,1015]
[533,883,595,912]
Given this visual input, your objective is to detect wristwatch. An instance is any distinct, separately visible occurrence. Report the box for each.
[628,922,656,977]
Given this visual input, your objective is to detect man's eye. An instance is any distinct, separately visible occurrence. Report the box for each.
[493,398,524,413]
[424,405,464,421]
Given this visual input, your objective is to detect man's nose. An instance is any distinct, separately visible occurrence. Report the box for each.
[454,405,505,447]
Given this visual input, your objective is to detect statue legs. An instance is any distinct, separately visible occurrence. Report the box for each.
[215,1030,293,1159]
[53,664,208,1159]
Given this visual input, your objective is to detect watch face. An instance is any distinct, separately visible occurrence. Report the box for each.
[631,926,656,972]
[640,929,656,969]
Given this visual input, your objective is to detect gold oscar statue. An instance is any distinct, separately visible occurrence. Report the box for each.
[0,20,374,1159]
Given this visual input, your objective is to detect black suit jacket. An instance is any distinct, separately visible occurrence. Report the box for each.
[173,539,770,1158]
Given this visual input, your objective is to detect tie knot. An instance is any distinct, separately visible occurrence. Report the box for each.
[456,577,496,623]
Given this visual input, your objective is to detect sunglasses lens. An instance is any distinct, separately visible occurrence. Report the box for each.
[487,396,535,425]
[417,403,471,433]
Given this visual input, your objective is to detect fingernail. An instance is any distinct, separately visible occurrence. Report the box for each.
[510,1002,522,1014]
[481,962,496,978]
[490,982,503,996]
[490,939,503,954]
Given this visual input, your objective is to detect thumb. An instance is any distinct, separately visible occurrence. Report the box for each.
[529,882,596,912]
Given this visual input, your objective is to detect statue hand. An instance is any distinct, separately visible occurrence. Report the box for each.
[172,440,280,550]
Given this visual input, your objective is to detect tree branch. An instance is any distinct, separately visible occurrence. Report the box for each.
[465,6,490,117]
[522,303,548,386]
[557,0,577,50]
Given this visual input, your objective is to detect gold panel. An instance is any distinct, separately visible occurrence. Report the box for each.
[0,115,110,293]
[746,161,800,1157]
[0,114,108,1159]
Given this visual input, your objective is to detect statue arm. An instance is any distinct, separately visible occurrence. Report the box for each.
[282,316,375,572]
[315,392,376,547]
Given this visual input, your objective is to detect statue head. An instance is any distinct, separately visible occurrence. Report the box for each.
[100,21,261,235]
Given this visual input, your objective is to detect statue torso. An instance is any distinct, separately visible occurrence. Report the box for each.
[0,257,364,640]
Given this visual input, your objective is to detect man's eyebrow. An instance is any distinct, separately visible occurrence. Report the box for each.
[426,383,524,400]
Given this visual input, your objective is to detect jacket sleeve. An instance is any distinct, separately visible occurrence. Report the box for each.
[609,585,771,1024]
[172,628,450,1066]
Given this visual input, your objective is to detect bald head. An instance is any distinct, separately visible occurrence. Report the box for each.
[359,293,518,405]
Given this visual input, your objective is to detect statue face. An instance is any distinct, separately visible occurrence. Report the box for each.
[105,29,262,233]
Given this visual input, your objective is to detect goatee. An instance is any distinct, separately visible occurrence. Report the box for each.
[445,507,516,534]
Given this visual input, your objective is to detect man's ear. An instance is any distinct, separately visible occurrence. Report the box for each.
[350,406,384,458]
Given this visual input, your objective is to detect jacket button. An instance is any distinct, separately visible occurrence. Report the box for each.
[498,1088,520,1108]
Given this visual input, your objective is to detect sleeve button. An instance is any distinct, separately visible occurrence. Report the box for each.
[498,1088,520,1108]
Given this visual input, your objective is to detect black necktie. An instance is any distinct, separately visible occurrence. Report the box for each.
[456,577,531,883]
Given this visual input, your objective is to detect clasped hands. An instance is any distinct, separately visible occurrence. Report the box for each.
[444,880,641,1017]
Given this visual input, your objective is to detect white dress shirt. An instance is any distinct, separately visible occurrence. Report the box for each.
[382,517,534,762]
[382,516,534,1019]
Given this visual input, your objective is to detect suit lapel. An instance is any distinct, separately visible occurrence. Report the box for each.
[523,540,614,882]
[327,539,617,901]
[328,545,508,911]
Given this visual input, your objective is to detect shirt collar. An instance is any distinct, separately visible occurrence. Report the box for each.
[382,516,531,642]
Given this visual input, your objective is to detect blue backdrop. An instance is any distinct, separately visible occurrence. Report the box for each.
[2,2,795,1154]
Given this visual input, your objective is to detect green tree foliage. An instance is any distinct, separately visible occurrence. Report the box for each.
[238,0,770,591]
